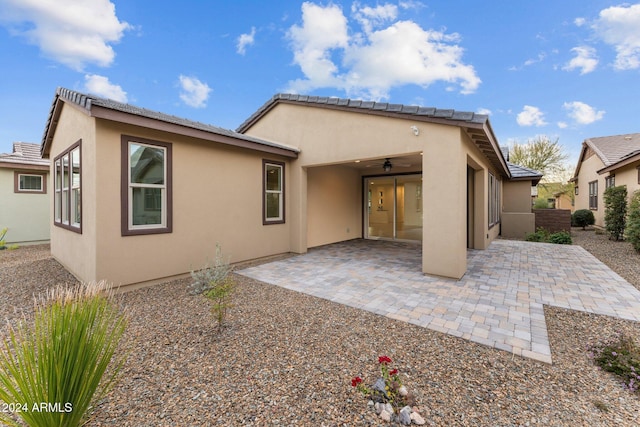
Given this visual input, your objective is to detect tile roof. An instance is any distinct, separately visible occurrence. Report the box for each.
[507,162,543,184]
[237,93,514,178]
[42,88,299,158]
[237,93,489,132]
[0,142,49,167]
[585,133,640,167]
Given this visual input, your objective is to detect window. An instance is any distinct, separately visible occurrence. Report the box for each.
[637,166,640,185]
[588,180,598,210]
[605,175,615,189]
[53,141,81,232]
[488,172,500,227]
[121,136,172,235]
[263,160,284,224]
[15,172,46,193]
[575,186,579,195]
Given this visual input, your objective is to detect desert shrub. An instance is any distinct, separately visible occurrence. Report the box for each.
[0,281,127,427]
[190,243,236,331]
[533,198,550,209]
[604,185,627,241]
[572,209,595,230]
[547,231,572,244]
[627,190,640,252]
[588,332,640,393]
[525,227,549,242]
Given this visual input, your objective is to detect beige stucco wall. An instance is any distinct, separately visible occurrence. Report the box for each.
[0,167,50,243]
[307,165,362,247]
[245,104,503,279]
[573,154,640,227]
[48,102,294,287]
[48,103,98,282]
[501,180,535,238]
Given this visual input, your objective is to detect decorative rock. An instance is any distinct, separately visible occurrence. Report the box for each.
[384,403,393,415]
[373,378,387,394]
[374,402,383,415]
[398,385,408,397]
[410,411,426,425]
[399,406,412,425]
[379,409,392,422]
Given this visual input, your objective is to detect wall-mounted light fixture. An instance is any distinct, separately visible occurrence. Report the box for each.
[383,158,392,172]
[410,125,419,136]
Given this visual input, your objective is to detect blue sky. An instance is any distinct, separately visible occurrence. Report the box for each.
[1,0,639,171]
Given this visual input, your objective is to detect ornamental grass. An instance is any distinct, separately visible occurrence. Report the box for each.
[0,281,127,427]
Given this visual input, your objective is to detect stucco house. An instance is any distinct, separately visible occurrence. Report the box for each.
[571,133,640,227]
[0,142,50,244]
[41,88,540,289]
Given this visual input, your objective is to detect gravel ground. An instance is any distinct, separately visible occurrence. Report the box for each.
[1,232,640,426]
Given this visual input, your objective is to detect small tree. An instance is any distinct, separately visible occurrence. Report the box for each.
[604,186,627,241]
[572,209,595,230]
[627,190,640,252]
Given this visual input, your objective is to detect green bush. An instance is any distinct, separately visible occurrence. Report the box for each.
[627,190,640,252]
[604,185,627,241]
[588,332,640,394]
[0,281,127,427]
[547,231,572,244]
[533,198,550,209]
[572,209,595,230]
[525,227,549,242]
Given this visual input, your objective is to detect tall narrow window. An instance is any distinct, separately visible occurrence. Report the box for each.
[589,180,598,210]
[605,175,615,189]
[122,136,172,235]
[488,172,500,227]
[53,141,81,232]
[263,160,285,224]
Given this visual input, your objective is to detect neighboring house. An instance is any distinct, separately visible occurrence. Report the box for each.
[571,133,640,227]
[41,88,540,288]
[0,142,50,244]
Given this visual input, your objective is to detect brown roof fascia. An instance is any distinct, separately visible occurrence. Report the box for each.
[90,106,298,158]
[597,152,640,175]
[0,161,49,171]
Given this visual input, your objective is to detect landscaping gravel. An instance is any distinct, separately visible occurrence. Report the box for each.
[1,231,640,426]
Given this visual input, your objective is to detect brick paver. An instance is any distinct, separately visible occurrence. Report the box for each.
[237,239,640,363]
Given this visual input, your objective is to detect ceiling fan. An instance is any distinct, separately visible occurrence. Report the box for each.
[365,157,412,172]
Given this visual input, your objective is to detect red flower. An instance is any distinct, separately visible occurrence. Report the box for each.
[351,377,363,387]
[378,355,392,365]
[389,369,398,376]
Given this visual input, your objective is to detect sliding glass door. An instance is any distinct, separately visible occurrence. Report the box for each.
[365,174,422,242]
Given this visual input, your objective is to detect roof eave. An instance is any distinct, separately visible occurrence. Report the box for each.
[597,152,640,175]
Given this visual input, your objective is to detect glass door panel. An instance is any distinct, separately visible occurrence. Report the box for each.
[366,174,422,242]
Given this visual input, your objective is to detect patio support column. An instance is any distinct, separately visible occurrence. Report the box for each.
[421,127,467,279]
[289,162,307,254]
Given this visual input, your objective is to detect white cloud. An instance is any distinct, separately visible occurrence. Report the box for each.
[563,101,605,125]
[563,46,598,74]
[178,75,211,108]
[236,27,256,55]
[286,2,480,99]
[476,108,491,116]
[0,0,130,70]
[574,17,586,27]
[352,2,398,34]
[84,74,127,102]
[592,3,640,70]
[557,121,568,129]
[517,106,547,127]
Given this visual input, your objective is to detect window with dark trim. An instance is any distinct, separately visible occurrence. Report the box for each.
[488,172,500,227]
[637,166,640,184]
[605,175,615,189]
[588,180,598,210]
[15,172,46,193]
[121,136,173,236]
[53,140,81,232]
[263,160,285,224]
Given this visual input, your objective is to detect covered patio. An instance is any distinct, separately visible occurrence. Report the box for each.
[238,239,640,363]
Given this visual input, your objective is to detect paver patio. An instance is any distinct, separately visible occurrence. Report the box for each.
[238,239,640,363]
